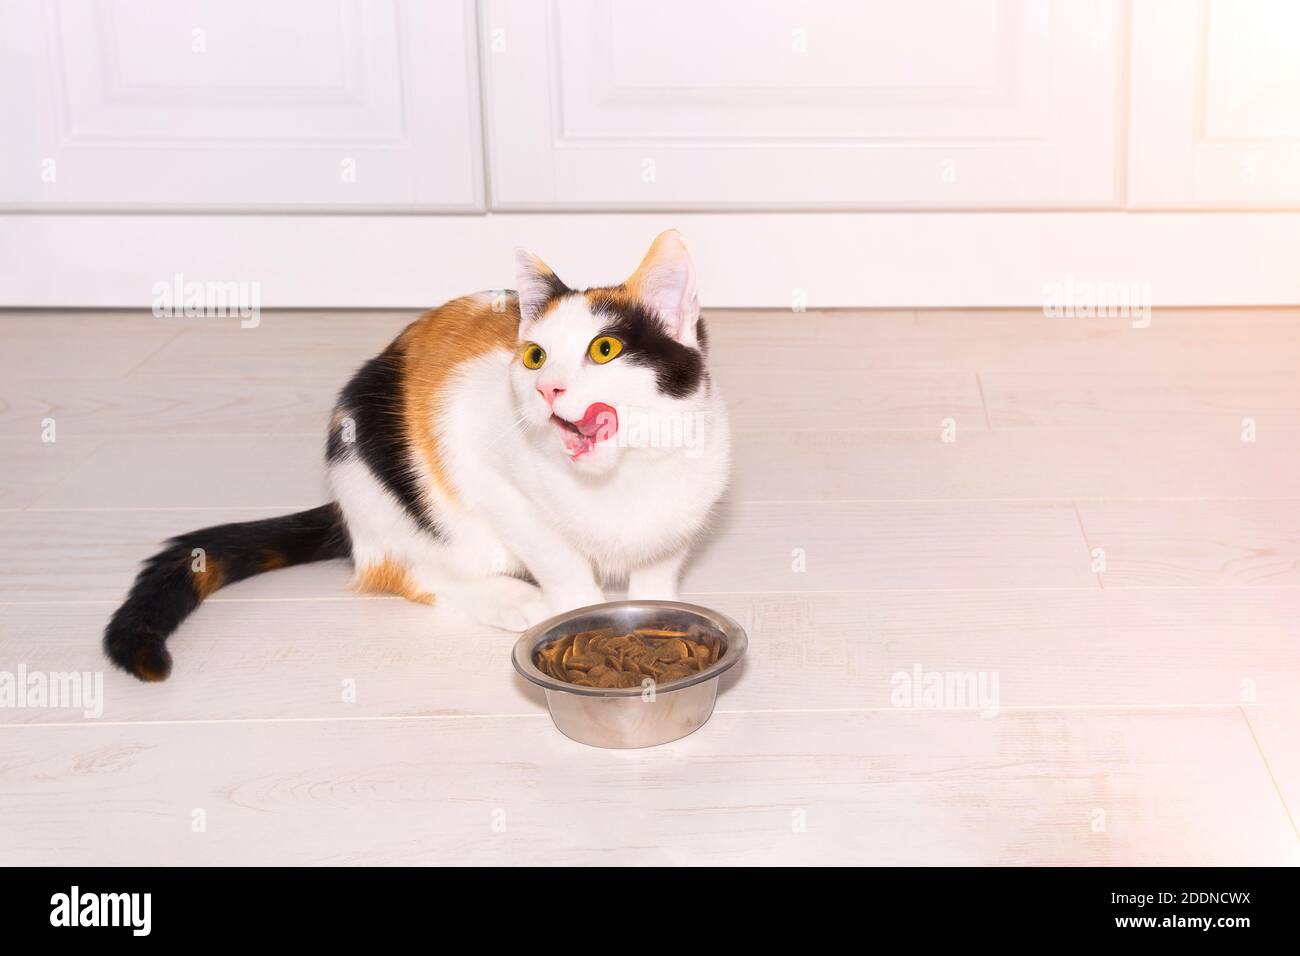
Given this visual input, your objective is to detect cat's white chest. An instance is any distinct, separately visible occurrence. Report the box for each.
[519,413,729,573]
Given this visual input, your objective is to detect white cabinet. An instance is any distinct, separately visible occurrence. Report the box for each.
[1130,0,1300,208]
[482,0,1123,209]
[4,0,1300,216]
[0,0,483,210]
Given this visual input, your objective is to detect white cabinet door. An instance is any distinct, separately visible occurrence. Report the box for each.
[0,0,483,210]
[1131,0,1300,208]
[482,0,1122,209]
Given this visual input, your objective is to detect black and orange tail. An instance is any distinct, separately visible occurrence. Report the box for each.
[103,504,350,681]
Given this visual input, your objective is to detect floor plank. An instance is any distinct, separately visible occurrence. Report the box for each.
[3,588,1298,725]
[0,435,107,510]
[1243,706,1300,847]
[915,308,1300,373]
[714,367,983,432]
[731,427,1300,501]
[1077,499,1300,588]
[27,434,329,510]
[0,375,341,438]
[126,310,412,381]
[696,499,1095,591]
[708,308,1300,372]
[0,708,1288,866]
[0,498,1095,603]
[0,312,182,380]
[982,369,1300,430]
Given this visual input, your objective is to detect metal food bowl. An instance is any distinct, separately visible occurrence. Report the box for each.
[512,600,747,749]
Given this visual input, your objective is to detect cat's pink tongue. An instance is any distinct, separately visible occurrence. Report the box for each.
[576,403,618,441]
[564,403,618,459]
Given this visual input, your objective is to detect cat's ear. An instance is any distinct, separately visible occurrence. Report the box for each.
[514,248,569,328]
[625,230,700,346]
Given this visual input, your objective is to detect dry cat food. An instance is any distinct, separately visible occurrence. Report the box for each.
[534,625,725,688]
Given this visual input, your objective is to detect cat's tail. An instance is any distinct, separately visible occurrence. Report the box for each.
[103,504,351,682]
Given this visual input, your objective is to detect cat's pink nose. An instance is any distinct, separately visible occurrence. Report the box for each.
[538,383,565,407]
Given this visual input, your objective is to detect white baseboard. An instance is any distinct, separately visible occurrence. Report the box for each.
[2,212,1299,309]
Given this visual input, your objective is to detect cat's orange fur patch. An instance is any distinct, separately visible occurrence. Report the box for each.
[355,557,435,605]
[400,295,519,504]
[191,561,224,599]
[583,285,637,316]
[133,645,171,682]
[260,550,288,572]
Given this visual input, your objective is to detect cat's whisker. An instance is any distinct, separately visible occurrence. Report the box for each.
[484,412,530,451]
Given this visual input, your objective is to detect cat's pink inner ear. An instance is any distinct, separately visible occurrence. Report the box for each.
[514,248,561,328]
[626,230,700,345]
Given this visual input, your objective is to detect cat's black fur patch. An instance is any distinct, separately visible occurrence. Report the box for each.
[536,273,571,306]
[515,266,573,323]
[103,504,350,681]
[328,343,438,534]
[589,297,707,399]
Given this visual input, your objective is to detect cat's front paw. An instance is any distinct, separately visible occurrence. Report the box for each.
[468,577,550,632]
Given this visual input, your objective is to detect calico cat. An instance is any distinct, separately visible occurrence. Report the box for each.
[104,231,730,681]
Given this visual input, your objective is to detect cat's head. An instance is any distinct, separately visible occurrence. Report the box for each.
[509,230,710,475]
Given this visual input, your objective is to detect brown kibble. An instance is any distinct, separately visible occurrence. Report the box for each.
[606,634,634,652]
[654,640,686,663]
[535,625,725,689]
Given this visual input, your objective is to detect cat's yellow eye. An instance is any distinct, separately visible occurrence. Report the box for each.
[521,342,546,369]
[588,335,624,364]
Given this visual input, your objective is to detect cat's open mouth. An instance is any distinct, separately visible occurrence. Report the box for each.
[551,402,618,460]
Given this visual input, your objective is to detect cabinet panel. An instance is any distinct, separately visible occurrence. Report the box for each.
[483,0,1122,209]
[0,0,483,209]
[1130,0,1300,208]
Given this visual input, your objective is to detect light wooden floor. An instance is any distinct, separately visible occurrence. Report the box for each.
[1,307,1298,866]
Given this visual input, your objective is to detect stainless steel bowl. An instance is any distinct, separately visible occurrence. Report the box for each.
[512,600,747,749]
